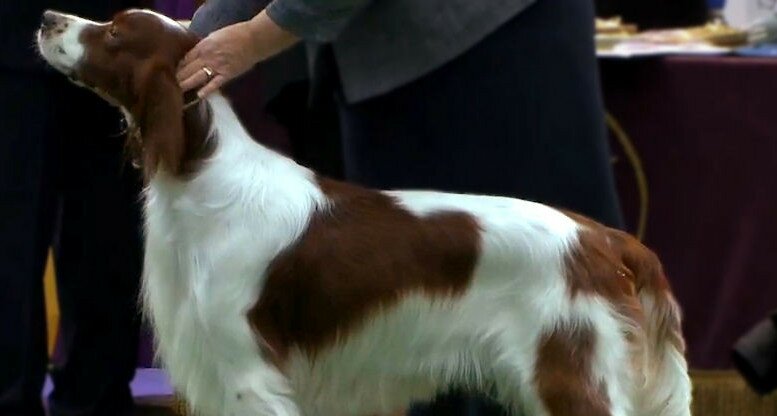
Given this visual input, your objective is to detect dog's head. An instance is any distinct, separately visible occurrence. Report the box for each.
[36,9,208,178]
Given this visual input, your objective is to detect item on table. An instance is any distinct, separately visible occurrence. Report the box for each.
[596,17,639,35]
[596,17,638,50]
[724,0,777,29]
[735,43,777,57]
[746,13,777,44]
[635,21,749,47]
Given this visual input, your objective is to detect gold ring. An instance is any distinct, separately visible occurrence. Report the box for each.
[201,66,214,80]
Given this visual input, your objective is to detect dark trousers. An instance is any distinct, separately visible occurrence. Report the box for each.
[338,0,622,229]
[334,0,622,413]
[0,70,143,416]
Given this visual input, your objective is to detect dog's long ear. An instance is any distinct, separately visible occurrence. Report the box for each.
[134,63,185,179]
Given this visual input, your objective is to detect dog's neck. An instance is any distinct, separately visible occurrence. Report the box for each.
[181,90,215,170]
[125,90,215,179]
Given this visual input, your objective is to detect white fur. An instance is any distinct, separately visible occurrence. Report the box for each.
[36,12,125,106]
[36,12,89,74]
[141,94,690,416]
[143,95,321,416]
[635,294,693,416]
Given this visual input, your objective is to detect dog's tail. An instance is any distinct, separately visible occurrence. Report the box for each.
[628,247,692,416]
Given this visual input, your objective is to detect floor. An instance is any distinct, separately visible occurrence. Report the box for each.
[132,406,177,416]
[43,368,177,416]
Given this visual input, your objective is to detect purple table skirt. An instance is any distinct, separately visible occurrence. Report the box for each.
[602,56,777,369]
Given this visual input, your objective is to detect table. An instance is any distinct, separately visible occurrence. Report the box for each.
[601,55,777,369]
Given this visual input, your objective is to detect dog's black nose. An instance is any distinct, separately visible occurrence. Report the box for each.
[41,11,59,31]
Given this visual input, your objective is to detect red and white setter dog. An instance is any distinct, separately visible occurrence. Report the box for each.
[37,9,691,416]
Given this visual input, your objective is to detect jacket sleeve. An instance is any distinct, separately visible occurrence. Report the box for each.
[189,0,272,37]
[264,0,371,42]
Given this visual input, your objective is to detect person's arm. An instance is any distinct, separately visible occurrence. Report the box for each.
[178,8,299,97]
[263,0,371,43]
[189,0,271,37]
[179,0,371,97]
[189,0,370,41]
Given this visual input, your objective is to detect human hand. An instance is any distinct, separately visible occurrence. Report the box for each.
[177,11,299,98]
[177,20,262,98]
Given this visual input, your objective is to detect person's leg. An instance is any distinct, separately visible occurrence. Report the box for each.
[0,71,60,416]
[337,0,621,414]
[47,78,144,416]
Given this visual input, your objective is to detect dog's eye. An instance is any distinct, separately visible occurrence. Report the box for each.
[108,25,119,38]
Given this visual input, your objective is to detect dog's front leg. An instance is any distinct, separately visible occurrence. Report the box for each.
[222,361,300,416]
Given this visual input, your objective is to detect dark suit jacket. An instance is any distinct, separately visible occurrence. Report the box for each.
[0,0,147,71]
[191,0,536,103]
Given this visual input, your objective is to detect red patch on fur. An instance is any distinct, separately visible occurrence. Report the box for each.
[559,210,679,334]
[249,178,482,363]
[561,211,669,298]
[534,326,611,416]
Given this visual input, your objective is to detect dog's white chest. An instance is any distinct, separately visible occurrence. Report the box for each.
[140,168,327,415]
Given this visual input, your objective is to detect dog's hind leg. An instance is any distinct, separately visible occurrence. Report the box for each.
[493,320,632,416]
[529,319,635,416]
